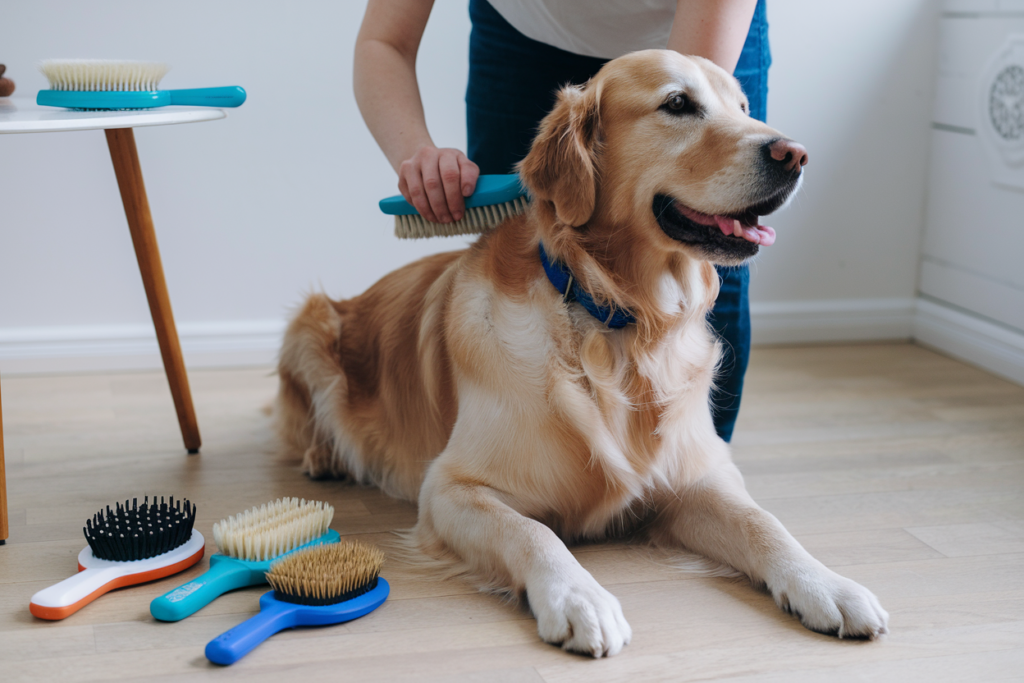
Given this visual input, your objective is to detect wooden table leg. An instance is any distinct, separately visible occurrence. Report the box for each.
[0,377,8,544]
[105,128,201,453]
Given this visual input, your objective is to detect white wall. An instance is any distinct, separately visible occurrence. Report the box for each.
[750,0,937,344]
[0,0,937,373]
[761,1,935,300]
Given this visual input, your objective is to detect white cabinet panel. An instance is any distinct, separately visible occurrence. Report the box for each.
[920,260,1024,330]
[923,6,1024,334]
[923,130,1024,290]
[933,16,1024,129]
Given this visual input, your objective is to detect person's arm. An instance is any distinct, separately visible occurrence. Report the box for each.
[354,0,479,223]
[667,0,759,73]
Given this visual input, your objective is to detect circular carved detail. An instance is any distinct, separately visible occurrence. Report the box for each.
[989,64,1024,141]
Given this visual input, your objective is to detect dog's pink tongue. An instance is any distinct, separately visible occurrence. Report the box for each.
[713,215,776,246]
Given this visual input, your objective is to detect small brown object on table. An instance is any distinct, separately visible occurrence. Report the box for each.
[0,64,16,97]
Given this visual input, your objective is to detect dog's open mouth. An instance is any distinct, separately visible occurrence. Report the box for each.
[653,192,791,263]
[674,202,775,245]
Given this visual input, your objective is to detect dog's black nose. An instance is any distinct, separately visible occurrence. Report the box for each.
[762,138,808,175]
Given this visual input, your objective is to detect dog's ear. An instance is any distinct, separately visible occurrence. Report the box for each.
[518,83,601,227]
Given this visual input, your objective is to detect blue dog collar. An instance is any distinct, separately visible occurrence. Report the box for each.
[538,243,636,329]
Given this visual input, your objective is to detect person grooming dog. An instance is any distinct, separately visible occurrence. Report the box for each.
[354,0,770,442]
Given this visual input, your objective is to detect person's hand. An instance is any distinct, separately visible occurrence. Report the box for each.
[398,146,480,223]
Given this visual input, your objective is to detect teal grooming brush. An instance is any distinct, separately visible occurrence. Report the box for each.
[380,173,528,239]
[150,498,338,622]
[37,59,245,110]
[205,542,388,665]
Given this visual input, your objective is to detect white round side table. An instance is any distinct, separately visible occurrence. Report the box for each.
[0,97,229,543]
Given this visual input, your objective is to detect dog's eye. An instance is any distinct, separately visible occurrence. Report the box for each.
[661,93,697,116]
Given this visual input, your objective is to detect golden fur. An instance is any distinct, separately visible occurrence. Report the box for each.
[276,50,888,657]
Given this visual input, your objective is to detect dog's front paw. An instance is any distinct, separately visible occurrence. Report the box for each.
[773,565,889,639]
[527,569,632,657]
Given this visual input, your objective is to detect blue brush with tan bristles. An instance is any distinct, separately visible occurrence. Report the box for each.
[150,498,338,622]
[205,541,389,665]
[380,173,528,239]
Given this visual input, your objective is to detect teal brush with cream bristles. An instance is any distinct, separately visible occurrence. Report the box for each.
[380,174,528,238]
[150,498,338,622]
[37,59,245,110]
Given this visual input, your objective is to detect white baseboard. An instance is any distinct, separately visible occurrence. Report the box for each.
[0,298,919,376]
[1,299,1021,387]
[750,298,915,345]
[0,320,285,376]
[913,298,1024,386]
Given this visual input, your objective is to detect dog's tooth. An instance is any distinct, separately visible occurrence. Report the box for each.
[733,219,744,237]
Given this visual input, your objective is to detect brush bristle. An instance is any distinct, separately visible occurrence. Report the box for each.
[394,196,528,239]
[266,541,385,606]
[212,498,334,562]
[40,59,169,92]
[83,496,196,562]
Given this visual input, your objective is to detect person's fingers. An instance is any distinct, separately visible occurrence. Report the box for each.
[420,149,453,223]
[397,147,478,223]
[401,159,437,223]
[438,152,465,221]
[458,154,480,198]
[398,170,410,204]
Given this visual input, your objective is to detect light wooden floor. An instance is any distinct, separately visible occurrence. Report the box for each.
[2,342,1023,682]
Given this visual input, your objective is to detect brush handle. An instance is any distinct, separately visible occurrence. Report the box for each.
[30,566,125,613]
[205,599,297,665]
[168,86,246,108]
[379,174,525,215]
[150,556,261,622]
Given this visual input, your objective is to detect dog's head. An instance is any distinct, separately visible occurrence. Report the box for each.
[519,50,806,268]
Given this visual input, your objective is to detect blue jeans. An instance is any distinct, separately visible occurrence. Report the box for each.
[467,0,770,442]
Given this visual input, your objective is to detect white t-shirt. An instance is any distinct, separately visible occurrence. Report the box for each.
[487,0,678,60]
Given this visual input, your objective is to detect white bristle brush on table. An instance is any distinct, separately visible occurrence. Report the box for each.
[37,59,245,110]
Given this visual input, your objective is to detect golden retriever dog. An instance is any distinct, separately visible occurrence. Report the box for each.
[276,49,889,657]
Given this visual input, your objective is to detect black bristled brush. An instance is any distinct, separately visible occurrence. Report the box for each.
[30,496,205,620]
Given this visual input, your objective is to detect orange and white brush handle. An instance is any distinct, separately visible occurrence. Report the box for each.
[30,530,205,620]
